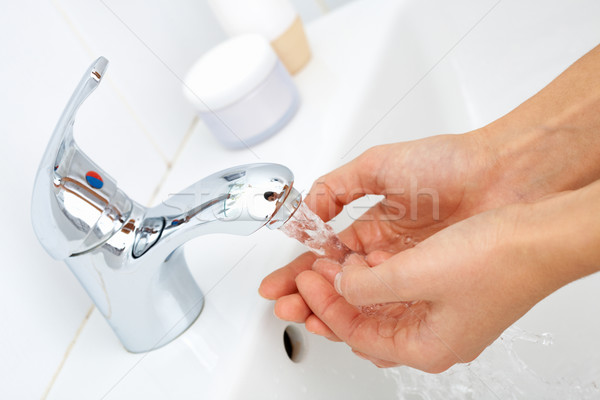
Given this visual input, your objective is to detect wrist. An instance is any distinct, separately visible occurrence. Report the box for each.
[559,181,600,274]
[474,113,600,203]
[514,182,600,295]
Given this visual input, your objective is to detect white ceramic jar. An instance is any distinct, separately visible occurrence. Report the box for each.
[184,34,299,149]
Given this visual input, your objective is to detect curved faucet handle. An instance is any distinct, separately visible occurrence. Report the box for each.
[31,57,133,260]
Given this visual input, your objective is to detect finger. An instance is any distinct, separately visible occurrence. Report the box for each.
[334,202,433,255]
[335,248,430,306]
[365,250,394,266]
[273,293,312,323]
[296,270,399,360]
[312,258,343,284]
[259,252,317,299]
[305,146,390,222]
[352,350,401,368]
[305,314,342,342]
[343,252,369,267]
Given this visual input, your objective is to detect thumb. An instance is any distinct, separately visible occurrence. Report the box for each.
[334,248,429,306]
[305,146,389,222]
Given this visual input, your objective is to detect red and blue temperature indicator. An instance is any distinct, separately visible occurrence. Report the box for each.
[85,171,104,189]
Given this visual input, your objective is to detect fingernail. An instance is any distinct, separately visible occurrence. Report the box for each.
[334,272,342,295]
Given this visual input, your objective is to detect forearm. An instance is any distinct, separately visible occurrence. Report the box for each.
[477,44,600,200]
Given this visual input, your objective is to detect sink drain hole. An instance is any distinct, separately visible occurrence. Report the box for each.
[283,325,305,362]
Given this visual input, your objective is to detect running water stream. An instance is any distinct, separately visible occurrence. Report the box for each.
[279,202,353,264]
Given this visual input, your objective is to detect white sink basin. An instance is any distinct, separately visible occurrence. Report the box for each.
[48,0,600,398]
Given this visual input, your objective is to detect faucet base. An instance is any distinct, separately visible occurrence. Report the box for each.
[67,247,204,353]
[124,298,204,354]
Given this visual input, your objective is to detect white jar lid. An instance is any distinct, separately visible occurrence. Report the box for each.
[184,34,278,111]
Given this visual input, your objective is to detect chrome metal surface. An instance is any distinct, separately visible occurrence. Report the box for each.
[31,57,301,353]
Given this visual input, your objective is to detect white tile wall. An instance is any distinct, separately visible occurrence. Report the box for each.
[51,0,225,162]
[0,0,354,398]
[0,2,99,399]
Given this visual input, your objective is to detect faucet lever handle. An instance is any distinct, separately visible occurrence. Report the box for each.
[32,57,132,260]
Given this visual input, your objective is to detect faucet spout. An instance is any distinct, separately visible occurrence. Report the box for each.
[31,57,302,352]
[134,163,302,260]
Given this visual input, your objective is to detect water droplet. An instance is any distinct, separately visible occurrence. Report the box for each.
[539,332,554,346]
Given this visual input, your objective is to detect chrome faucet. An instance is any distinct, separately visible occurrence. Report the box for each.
[31,57,302,353]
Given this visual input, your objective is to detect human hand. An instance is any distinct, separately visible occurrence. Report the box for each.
[294,201,551,371]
